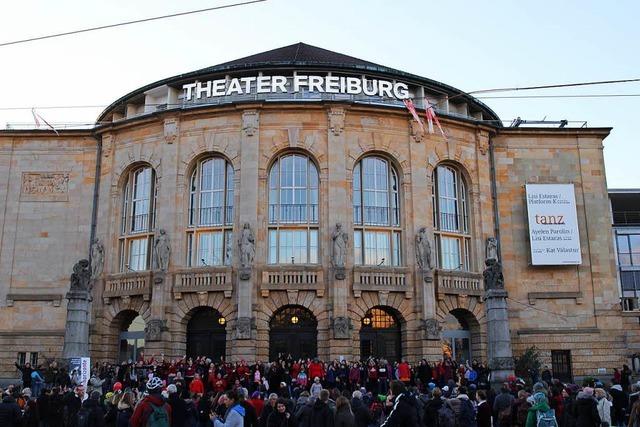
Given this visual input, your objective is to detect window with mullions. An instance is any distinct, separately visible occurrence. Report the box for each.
[187,157,234,267]
[268,154,319,264]
[432,165,471,271]
[353,156,401,266]
[119,165,157,272]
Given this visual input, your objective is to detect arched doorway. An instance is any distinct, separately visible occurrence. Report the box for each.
[360,307,401,361]
[441,309,477,362]
[118,312,145,362]
[186,307,227,360]
[269,305,317,360]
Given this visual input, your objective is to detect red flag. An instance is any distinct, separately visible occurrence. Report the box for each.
[403,99,425,134]
[425,102,447,140]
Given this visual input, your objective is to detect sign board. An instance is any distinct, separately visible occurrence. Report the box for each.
[525,184,582,265]
[69,357,91,388]
[182,74,410,102]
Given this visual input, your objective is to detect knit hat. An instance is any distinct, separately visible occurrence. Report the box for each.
[533,392,547,405]
[583,387,594,396]
[113,382,123,392]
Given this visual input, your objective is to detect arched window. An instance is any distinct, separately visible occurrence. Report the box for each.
[119,165,156,271]
[187,157,234,266]
[432,165,471,270]
[268,153,319,264]
[352,156,401,266]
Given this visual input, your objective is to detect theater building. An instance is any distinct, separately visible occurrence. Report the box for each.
[0,43,632,381]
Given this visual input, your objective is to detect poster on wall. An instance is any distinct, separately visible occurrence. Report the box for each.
[68,357,91,388]
[525,184,582,265]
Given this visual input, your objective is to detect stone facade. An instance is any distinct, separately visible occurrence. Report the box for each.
[0,52,632,380]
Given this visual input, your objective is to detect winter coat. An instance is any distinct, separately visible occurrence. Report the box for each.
[168,392,188,427]
[526,401,551,427]
[596,397,612,425]
[335,406,356,427]
[476,401,492,427]
[0,395,22,427]
[572,396,601,427]
[309,399,335,427]
[129,393,172,427]
[240,400,259,427]
[267,410,294,427]
[351,398,373,427]
[294,400,313,427]
[115,401,133,427]
[423,397,443,427]
[214,404,246,427]
[81,397,106,427]
[380,393,419,427]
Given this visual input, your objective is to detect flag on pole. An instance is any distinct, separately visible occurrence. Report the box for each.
[424,101,447,140]
[31,108,59,135]
[403,99,425,134]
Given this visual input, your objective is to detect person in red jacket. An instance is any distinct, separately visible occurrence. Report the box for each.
[130,377,172,427]
[308,359,324,381]
[189,373,205,396]
[397,360,411,383]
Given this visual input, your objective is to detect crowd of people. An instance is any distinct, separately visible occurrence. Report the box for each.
[0,354,639,427]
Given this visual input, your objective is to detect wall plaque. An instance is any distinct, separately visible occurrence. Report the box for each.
[20,172,70,201]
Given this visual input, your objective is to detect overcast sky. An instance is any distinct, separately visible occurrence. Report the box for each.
[1,0,638,188]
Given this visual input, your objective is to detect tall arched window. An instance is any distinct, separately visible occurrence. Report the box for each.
[352,156,401,266]
[268,153,319,264]
[432,165,471,270]
[119,165,156,271]
[187,157,234,266]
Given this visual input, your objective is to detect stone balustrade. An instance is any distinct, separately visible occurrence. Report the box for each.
[103,271,152,304]
[352,266,411,298]
[173,267,233,299]
[435,269,483,298]
[260,266,324,297]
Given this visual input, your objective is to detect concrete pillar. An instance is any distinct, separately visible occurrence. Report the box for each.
[485,288,515,385]
[63,290,91,358]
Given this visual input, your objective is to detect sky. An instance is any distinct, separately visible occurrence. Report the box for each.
[0,0,638,188]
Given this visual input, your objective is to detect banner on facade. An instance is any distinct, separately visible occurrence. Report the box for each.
[525,184,582,265]
[69,357,91,388]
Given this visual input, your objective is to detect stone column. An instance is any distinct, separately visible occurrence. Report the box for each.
[233,109,260,359]
[63,260,92,358]
[483,255,515,385]
[326,106,352,359]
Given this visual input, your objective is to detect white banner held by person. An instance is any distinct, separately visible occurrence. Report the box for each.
[525,184,582,265]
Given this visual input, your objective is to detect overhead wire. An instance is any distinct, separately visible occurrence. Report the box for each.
[0,0,267,47]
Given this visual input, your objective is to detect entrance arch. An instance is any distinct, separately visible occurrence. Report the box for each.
[186,307,227,360]
[269,305,318,360]
[360,307,402,361]
[441,309,480,362]
[117,311,145,362]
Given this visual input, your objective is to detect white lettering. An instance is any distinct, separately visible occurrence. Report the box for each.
[378,80,393,98]
[309,75,324,93]
[257,76,271,93]
[212,79,226,96]
[293,75,307,92]
[346,77,362,95]
[272,76,288,93]
[240,77,256,93]
[196,81,212,99]
[325,76,340,93]
[226,78,242,95]
[362,78,378,96]
[183,83,197,101]
[393,82,409,99]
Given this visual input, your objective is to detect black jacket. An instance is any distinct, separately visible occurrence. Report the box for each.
[309,400,335,427]
[81,398,106,427]
[267,410,295,427]
[241,400,259,427]
[423,397,443,427]
[168,393,188,427]
[351,398,372,427]
[15,363,34,387]
[380,393,419,427]
[572,396,600,427]
[0,396,22,427]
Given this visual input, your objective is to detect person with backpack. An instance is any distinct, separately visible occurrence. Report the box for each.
[130,376,172,427]
[525,392,558,427]
[510,390,531,427]
[76,390,105,427]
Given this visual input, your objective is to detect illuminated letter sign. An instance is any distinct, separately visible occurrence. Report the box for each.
[525,184,582,265]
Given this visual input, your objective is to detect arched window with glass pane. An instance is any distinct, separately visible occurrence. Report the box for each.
[187,157,234,267]
[352,156,402,266]
[268,153,319,264]
[119,165,157,272]
[432,165,471,270]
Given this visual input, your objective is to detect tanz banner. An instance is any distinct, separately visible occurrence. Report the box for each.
[525,184,582,265]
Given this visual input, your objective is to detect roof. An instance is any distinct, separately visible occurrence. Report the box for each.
[97,42,501,123]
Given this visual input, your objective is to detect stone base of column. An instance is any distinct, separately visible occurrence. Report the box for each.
[62,291,91,359]
[485,288,515,387]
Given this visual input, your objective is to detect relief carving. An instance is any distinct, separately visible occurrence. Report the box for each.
[242,110,259,137]
[21,172,69,201]
[164,118,179,144]
[333,316,352,339]
[328,108,345,136]
[410,119,425,143]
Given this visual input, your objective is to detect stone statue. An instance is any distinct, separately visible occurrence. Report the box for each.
[423,318,442,340]
[415,227,434,271]
[145,319,164,341]
[486,237,498,262]
[332,223,348,268]
[154,229,171,272]
[236,317,252,340]
[333,316,351,339]
[70,259,92,294]
[483,258,504,290]
[90,238,104,280]
[239,224,255,280]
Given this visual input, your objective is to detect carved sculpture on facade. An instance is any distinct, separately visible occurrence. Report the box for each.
[422,318,442,340]
[70,259,92,294]
[242,111,259,137]
[236,317,252,339]
[90,238,104,280]
[328,108,345,136]
[486,237,498,262]
[410,119,425,143]
[483,258,505,290]
[239,223,255,280]
[145,319,164,341]
[163,118,179,144]
[154,229,171,272]
[416,227,434,281]
[333,316,351,339]
[332,223,348,280]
